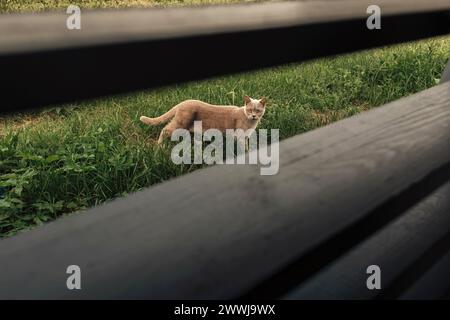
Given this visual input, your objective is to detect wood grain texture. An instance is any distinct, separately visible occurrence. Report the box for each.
[1,0,449,54]
[0,82,449,299]
[1,1,449,113]
[441,59,450,83]
[398,245,450,300]
[283,181,450,300]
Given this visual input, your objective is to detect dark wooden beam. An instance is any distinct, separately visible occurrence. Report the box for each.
[0,82,448,299]
[399,249,450,300]
[441,59,450,83]
[0,0,449,113]
[284,181,450,300]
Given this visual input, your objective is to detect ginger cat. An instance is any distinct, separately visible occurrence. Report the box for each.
[140,95,267,144]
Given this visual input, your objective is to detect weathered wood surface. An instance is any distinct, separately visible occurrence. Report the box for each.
[399,249,450,300]
[0,82,449,299]
[283,181,450,300]
[1,0,449,112]
[441,59,450,83]
[1,0,449,54]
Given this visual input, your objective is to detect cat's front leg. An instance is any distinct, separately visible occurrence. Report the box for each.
[157,126,172,144]
[234,132,247,155]
[157,130,166,144]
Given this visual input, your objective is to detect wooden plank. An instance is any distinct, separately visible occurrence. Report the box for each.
[0,0,449,113]
[283,181,450,300]
[441,60,450,83]
[0,82,449,299]
[1,0,449,55]
[398,249,450,299]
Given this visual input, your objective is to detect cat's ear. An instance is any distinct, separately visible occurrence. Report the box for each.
[260,97,267,107]
[243,95,251,104]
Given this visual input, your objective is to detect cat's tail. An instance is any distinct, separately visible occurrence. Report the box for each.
[140,105,178,126]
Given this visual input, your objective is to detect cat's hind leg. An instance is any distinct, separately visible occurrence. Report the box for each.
[156,111,194,145]
[157,120,180,144]
[157,126,171,144]
[157,129,168,144]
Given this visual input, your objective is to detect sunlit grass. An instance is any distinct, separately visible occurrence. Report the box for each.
[0,0,260,13]
[0,23,448,237]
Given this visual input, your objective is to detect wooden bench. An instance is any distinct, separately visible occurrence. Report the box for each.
[0,0,449,299]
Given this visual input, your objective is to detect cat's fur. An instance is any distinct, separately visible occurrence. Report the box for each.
[140,95,267,144]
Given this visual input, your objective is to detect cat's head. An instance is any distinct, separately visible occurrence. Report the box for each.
[244,95,267,121]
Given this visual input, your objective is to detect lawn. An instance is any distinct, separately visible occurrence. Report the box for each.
[0,0,258,13]
[0,2,449,237]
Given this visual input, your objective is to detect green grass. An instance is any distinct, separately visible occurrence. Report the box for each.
[0,0,259,13]
[0,34,449,237]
